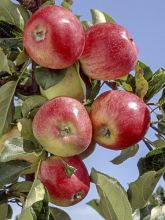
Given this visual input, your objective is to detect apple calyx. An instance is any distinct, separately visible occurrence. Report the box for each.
[100,127,111,137]
[33,27,46,41]
[60,126,72,137]
[65,163,77,177]
[72,191,84,201]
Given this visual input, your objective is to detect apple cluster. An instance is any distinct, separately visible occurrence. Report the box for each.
[23,5,150,207]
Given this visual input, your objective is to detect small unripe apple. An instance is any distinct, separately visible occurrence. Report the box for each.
[38,156,90,206]
[80,23,138,80]
[40,65,86,102]
[23,5,85,69]
[32,97,92,157]
[90,90,150,150]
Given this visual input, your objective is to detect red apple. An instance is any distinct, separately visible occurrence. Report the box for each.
[23,5,85,69]
[90,90,150,150]
[80,23,138,80]
[32,97,92,157]
[38,156,90,206]
[80,139,96,159]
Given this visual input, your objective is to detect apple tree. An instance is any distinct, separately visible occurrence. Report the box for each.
[0,0,165,219]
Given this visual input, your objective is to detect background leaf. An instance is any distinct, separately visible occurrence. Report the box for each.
[0,137,42,163]
[138,147,165,175]
[24,179,45,209]
[18,207,36,220]
[49,207,72,220]
[135,64,148,99]
[91,9,115,24]
[0,81,17,136]
[34,67,66,90]
[0,203,8,220]
[87,199,105,218]
[0,0,29,30]
[0,47,12,74]
[21,95,47,118]
[145,69,165,101]
[0,160,31,188]
[111,144,139,165]
[127,167,165,212]
[91,168,132,220]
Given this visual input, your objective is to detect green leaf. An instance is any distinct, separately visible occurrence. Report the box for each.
[121,82,133,92]
[90,80,101,100]
[0,137,42,163]
[138,61,153,81]
[127,167,165,212]
[14,105,22,120]
[24,178,45,209]
[61,0,73,9]
[81,20,92,31]
[18,207,36,220]
[7,204,13,219]
[41,0,55,7]
[49,206,71,220]
[145,68,165,101]
[10,181,33,195]
[135,64,148,99]
[21,95,47,118]
[138,147,165,175]
[32,190,49,220]
[16,50,28,66]
[0,0,29,30]
[0,20,22,38]
[111,144,139,165]
[0,47,12,74]
[0,38,22,51]
[39,63,86,102]
[102,11,116,23]
[17,118,37,143]
[87,199,105,218]
[151,140,165,148]
[35,67,67,90]
[0,160,31,188]
[0,203,8,220]
[91,9,107,24]
[91,9,115,24]
[0,190,8,204]
[91,168,132,220]
[0,81,17,136]
[0,127,20,151]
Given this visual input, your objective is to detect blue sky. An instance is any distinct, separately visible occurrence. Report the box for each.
[12,0,165,219]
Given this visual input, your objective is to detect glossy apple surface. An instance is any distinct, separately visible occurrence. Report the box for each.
[32,97,92,156]
[80,23,138,80]
[38,156,90,206]
[23,5,85,69]
[40,65,86,102]
[90,90,150,150]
